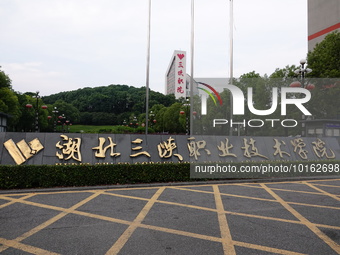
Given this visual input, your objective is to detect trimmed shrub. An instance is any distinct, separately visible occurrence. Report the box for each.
[0,160,339,190]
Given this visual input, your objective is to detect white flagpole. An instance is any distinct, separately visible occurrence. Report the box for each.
[145,0,151,135]
[190,0,194,135]
[229,0,234,136]
[229,0,233,81]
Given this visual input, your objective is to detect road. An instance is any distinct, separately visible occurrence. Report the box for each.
[0,178,339,254]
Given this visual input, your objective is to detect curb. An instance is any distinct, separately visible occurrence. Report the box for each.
[1,175,339,194]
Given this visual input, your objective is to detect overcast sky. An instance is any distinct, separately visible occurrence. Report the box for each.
[1,0,307,96]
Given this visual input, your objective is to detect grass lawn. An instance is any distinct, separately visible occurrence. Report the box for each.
[67,125,147,134]
[68,125,116,133]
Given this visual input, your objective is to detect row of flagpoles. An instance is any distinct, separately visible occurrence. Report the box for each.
[145,0,234,136]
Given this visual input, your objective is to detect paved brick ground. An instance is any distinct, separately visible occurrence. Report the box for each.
[0,178,339,254]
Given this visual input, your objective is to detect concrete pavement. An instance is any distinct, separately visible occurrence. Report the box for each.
[0,178,339,254]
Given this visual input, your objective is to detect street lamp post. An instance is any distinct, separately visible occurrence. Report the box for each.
[52,107,58,132]
[65,120,71,133]
[294,59,312,89]
[149,111,155,130]
[293,59,313,137]
[25,91,47,132]
[58,114,66,132]
[179,110,186,134]
[33,91,40,132]
[184,98,190,135]
[130,116,138,130]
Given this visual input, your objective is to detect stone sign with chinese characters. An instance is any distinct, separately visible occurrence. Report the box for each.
[0,133,339,165]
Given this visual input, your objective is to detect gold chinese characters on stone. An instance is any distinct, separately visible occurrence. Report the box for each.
[56,135,82,162]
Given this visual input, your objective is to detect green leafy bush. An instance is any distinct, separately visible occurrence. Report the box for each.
[0,163,192,189]
[0,161,339,190]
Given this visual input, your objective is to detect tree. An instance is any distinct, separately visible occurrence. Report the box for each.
[163,103,185,133]
[15,93,38,132]
[0,68,20,130]
[53,100,80,124]
[0,67,12,89]
[307,31,340,78]
[307,79,340,119]
[270,65,298,80]
[42,84,179,127]
[154,106,167,133]
[306,31,340,119]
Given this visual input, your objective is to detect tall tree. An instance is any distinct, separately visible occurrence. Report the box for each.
[0,67,20,129]
[306,31,340,119]
[163,103,185,134]
[270,65,298,80]
[307,31,340,78]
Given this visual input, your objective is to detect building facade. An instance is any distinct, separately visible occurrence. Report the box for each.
[165,50,187,99]
[0,112,9,132]
[308,0,340,51]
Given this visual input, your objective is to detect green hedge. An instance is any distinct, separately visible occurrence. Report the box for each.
[0,163,192,189]
[0,161,339,189]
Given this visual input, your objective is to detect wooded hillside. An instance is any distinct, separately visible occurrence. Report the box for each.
[42,84,177,126]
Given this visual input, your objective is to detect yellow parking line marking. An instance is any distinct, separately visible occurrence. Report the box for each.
[140,223,223,242]
[237,183,336,196]
[167,183,222,188]
[287,201,340,210]
[311,183,340,188]
[105,187,160,192]
[213,185,236,255]
[0,194,35,209]
[171,186,278,202]
[237,183,263,188]
[0,191,103,254]
[0,196,75,212]
[169,186,216,195]
[105,187,165,255]
[315,223,340,231]
[154,198,306,226]
[140,222,310,255]
[226,210,302,224]
[261,184,340,254]
[264,188,328,196]
[0,237,61,255]
[86,194,340,232]
[267,179,340,185]
[174,183,339,201]
[75,209,223,243]
[1,180,339,255]
[73,209,131,225]
[157,199,217,212]
[302,182,340,201]
[104,191,151,201]
[19,191,103,241]
[234,240,307,255]
[307,179,340,183]
[238,182,340,197]
[108,185,340,206]
[219,192,277,202]
[0,178,338,197]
